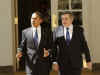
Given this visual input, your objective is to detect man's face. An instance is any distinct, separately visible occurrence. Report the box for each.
[31,13,42,27]
[61,14,73,27]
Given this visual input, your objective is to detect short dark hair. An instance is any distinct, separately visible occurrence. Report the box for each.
[61,11,74,18]
[32,11,43,19]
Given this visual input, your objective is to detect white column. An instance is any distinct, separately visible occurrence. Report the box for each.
[51,0,58,30]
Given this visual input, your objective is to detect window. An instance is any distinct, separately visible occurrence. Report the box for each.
[58,0,83,26]
[51,0,87,68]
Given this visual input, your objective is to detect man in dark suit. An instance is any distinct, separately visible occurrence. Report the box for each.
[52,12,92,75]
[16,11,52,75]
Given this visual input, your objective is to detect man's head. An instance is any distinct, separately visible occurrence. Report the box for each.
[61,11,74,27]
[31,11,43,27]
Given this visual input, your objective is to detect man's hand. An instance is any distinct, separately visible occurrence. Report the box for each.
[43,48,49,57]
[87,62,92,70]
[52,63,59,72]
[16,52,23,61]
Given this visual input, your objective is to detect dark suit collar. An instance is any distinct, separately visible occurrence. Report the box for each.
[58,25,76,46]
[68,25,79,46]
[38,26,45,49]
[60,25,74,40]
[29,27,37,49]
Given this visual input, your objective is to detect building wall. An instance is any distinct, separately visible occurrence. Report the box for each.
[83,0,100,63]
[90,0,100,63]
[0,0,13,66]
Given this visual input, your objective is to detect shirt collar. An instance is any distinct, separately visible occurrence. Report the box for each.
[63,24,73,31]
[32,25,41,32]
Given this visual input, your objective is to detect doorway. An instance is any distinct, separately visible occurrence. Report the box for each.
[16,0,51,71]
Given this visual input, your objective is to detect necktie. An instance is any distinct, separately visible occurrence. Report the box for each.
[33,28,38,48]
[66,28,70,46]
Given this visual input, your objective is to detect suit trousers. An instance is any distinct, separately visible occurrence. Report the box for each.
[59,58,82,75]
[59,67,81,75]
[25,60,50,75]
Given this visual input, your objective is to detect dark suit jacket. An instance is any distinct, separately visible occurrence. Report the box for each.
[53,25,91,68]
[18,26,53,72]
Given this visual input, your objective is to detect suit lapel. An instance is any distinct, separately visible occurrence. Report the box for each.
[69,26,76,46]
[29,27,36,49]
[38,27,44,49]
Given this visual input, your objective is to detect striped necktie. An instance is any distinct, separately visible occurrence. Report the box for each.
[66,28,70,46]
[33,28,38,48]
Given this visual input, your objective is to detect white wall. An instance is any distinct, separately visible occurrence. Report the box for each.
[0,0,13,66]
[84,0,100,63]
[90,0,100,63]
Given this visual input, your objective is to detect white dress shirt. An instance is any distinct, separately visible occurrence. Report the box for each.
[64,24,73,40]
[32,25,41,45]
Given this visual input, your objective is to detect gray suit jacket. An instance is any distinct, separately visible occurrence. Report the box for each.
[18,26,53,73]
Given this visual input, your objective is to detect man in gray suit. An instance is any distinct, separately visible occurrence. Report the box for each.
[16,11,52,75]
